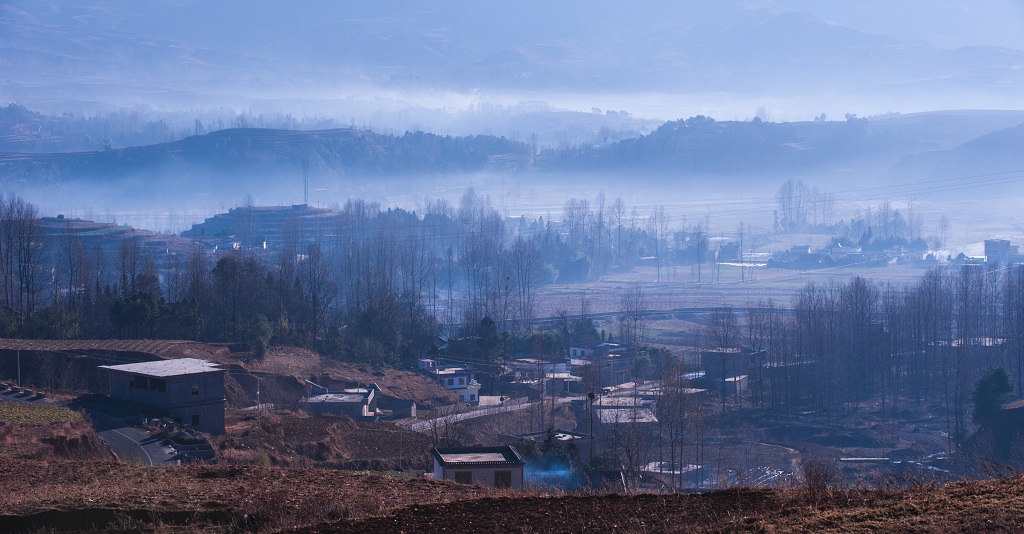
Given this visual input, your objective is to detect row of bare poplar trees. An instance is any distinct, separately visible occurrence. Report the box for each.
[701,265,1024,453]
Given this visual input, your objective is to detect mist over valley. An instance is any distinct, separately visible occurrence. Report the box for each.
[4,2,1024,532]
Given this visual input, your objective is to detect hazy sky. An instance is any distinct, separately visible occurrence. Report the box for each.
[3,1,1024,122]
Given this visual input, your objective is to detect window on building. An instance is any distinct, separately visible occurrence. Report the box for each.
[192,385,200,396]
[150,378,166,392]
[494,470,512,489]
[191,415,200,426]
[454,471,472,484]
[447,378,454,386]
[470,394,477,402]
[458,377,465,385]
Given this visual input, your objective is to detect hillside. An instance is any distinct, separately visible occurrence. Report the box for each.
[0,127,532,187]
[890,122,1024,184]
[542,111,1024,178]
[0,459,502,533]
[0,401,108,462]
[3,110,1023,193]
[3,457,1024,532]
[307,478,1024,533]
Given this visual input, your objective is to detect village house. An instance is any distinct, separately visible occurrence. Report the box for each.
[418,359,482,405]
[593,395,659,425]
[98,358,226,434]
[304,387,377,420]
[511,429,592,463]
[431,445,525,489]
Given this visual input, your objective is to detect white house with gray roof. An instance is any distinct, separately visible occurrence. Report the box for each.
[431,445,525,489]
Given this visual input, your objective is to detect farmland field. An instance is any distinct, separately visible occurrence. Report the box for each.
[0,401,79,424]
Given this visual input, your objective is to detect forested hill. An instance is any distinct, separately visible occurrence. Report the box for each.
[539,112,1024,177]
[0,127,533,184]
[2,111,1024,188]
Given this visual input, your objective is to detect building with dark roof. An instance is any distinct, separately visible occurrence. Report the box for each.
[98,358,226,434]
[431,445,525,488]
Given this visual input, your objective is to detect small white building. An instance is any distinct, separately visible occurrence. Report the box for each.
[418,359,482,405]
[431,446,525,489]
[304,387,377,420]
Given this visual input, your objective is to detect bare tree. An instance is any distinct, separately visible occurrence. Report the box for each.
[57,220,86,312]
[563,198,590,256]
[610,197,626,267]
[648,206,669,283]
[618,282,646,346]
[707,306,740,410]
[302,241,337,344]
[510,237,541,333]
[692,219,708,283]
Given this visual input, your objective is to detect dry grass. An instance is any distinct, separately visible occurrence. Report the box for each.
[214,410,433,471]
[0,400,106,461]
[4,452,1024,533]
[0,458,502,532]
[0,401,79,424]
[304,477,1024,533]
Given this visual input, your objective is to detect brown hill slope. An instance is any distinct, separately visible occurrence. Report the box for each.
[303,478,1024,533]
[3,456,1024,532]
[0,459,501,532]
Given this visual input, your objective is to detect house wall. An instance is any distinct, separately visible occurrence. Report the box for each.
[305,401,368,419]
[106,370,226,434]
[107,371,224,406]
[455,388,480,404]
[166,402,226,434]
[433,461,524,489]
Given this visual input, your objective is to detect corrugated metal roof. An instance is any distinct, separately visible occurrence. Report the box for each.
[98,358,223,377]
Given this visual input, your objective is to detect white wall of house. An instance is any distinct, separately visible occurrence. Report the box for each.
[433,461,524,489]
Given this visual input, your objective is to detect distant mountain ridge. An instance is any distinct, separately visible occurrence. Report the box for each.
[2,111,1023,192]
[0,127,533,187]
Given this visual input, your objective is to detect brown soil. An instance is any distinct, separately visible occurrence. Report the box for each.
[214,410,433,471]
[0,405,108,462]
[0,339,231,361]
[301,478,1024,533]
[200,345,454,407]
[0,458,501,533]
[3,456,1024,532]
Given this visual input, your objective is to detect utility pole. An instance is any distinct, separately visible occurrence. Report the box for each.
[17,350,21,387]
[588,391,595,464]
[539,363,545,431]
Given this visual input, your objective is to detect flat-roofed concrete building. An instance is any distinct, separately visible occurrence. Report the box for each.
[431,446,525,489]
[98,358,226,434]
[304,387,377,420]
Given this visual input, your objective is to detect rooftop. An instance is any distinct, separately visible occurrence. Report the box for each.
[432,446,524,467]
[519,430,589,441]
[307,392,370,404]
[597,408,658,424]
[98,358,222,378]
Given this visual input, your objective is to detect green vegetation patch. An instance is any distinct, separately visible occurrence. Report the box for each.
[77,225,134,236]
[0,401,79,424]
